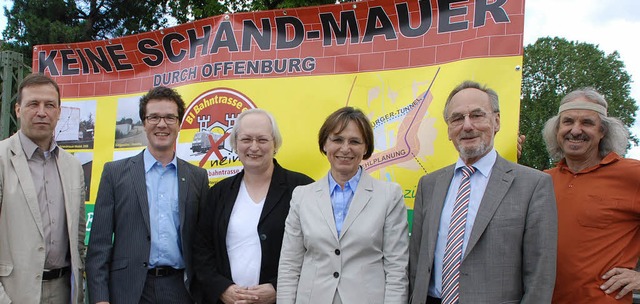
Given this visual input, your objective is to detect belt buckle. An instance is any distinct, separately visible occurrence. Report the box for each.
[149,267,172,277]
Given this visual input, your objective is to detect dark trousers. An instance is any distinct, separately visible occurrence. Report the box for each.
[140,270,192,304]
[426,296,442,304]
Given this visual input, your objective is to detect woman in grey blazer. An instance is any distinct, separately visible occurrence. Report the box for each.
[277,107,409,304]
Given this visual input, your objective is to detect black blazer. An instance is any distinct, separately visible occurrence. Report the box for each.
[193,159,313,304]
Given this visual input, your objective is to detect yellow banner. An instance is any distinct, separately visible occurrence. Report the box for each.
[34,0,526,234]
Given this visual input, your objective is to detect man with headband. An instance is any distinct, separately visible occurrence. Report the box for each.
[543,88,640,303]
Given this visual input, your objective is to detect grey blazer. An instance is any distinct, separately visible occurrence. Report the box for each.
[278,170,409,304]
[409,155,557,304]
[0,133,86,304]
[86,151,209,303]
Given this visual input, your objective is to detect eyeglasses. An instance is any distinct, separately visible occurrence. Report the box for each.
[446,110,497,127]
[145,115,179,125]
[238,136,273,145]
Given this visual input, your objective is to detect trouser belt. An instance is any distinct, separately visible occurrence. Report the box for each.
[42,266,70,281]
[147,266,183,277]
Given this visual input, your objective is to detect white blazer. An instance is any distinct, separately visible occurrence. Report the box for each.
[278,170,409,304]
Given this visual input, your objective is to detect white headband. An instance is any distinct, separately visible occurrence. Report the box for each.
[558,100,607,116]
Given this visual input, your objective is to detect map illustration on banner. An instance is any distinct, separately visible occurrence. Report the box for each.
[34,0,526,235]
[363,69,439,175]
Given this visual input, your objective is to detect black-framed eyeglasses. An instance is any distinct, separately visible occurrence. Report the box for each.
[145,115,179,125]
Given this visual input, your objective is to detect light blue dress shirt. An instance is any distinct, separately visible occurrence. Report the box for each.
[144,149,185,269]
[428,149,497,298]
[328,167,362,237]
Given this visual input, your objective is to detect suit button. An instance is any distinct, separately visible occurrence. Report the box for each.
[334,249,340,255]
[143,262,148,267]
[147,235,151,241]
[259,234,267,241]
[333,272,339,278]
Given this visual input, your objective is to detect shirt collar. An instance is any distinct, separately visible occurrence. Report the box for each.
[454,149,497,178]
[18,130,58,159]
[143,148,177,173]
[557,151,621,174]
[328,166,363,193]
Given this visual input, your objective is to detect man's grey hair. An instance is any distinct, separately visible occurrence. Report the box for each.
[442,80,500,120]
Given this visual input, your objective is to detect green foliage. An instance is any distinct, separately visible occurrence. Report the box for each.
[3,0,85,58]
[520,37,638,170]
[255,0,337,11]
[91,1,170,38]
[166,0,337,23]
[166,0,227,24]
[2,0,170,62]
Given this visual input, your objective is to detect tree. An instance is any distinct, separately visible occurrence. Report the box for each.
[166,0,227,24]
[519,37,638,170]
[166,0,336,24]
[2,0,170,62]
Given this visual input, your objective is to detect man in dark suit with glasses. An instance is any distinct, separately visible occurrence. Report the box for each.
[86,86,209,303]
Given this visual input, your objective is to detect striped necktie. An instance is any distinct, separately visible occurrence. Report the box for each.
[442,165,475,304]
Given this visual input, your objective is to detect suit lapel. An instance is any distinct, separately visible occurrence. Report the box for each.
[339,171,373,241]
[221,173,242,236]
[260,161,286,224]
[177,158,189,237]
[464,156,513,258]
[9,135,44,237]
[315,175,339,242]
[56,151,75,240]
[131,152,151,233]
[427,166,455,252]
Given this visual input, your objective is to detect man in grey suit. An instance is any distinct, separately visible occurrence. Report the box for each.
[0,74,86,304]
[409,81,557,304]
[86,86,209,303]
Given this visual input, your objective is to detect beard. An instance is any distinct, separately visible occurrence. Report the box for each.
[459,143,488,160]
[457,131,492,161]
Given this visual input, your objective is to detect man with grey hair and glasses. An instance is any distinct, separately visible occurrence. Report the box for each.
[409,80,557,304]
[544,88,640,303]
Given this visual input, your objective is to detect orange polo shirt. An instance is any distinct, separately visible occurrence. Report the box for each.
[546,152,640,304]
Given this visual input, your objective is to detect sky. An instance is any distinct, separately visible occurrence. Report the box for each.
[1,0,639,158]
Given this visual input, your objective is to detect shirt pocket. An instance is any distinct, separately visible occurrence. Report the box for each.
[577,194,618,228]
